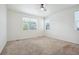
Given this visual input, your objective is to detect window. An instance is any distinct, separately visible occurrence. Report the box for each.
[45,20,50,30]
[75,11,79,31]
[23,17,37,30]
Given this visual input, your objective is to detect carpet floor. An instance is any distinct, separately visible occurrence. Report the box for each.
[1,37,79,55]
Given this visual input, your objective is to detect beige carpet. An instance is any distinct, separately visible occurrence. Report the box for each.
[1,37,79,55]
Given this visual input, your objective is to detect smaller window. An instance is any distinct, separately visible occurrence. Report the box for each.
[45,20,50,30]
[75,11,79,31]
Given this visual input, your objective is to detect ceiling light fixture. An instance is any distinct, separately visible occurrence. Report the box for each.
[41,4,46,11]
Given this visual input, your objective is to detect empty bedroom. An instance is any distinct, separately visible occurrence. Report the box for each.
[0,4,79,55]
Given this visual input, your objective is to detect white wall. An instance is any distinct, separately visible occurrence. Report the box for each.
[0,5,7,53]
[46,5,79,44]
[7,10,44,41]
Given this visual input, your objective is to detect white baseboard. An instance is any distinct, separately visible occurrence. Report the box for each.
[46,34,79,45]
[7,35,45,42]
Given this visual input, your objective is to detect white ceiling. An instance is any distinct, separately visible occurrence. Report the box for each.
[7,4,77,17]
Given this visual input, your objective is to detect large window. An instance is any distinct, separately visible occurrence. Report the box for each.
[23,17,37,31]
[75,11,79,31]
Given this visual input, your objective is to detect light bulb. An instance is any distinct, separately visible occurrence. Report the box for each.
[41,8,44,11]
